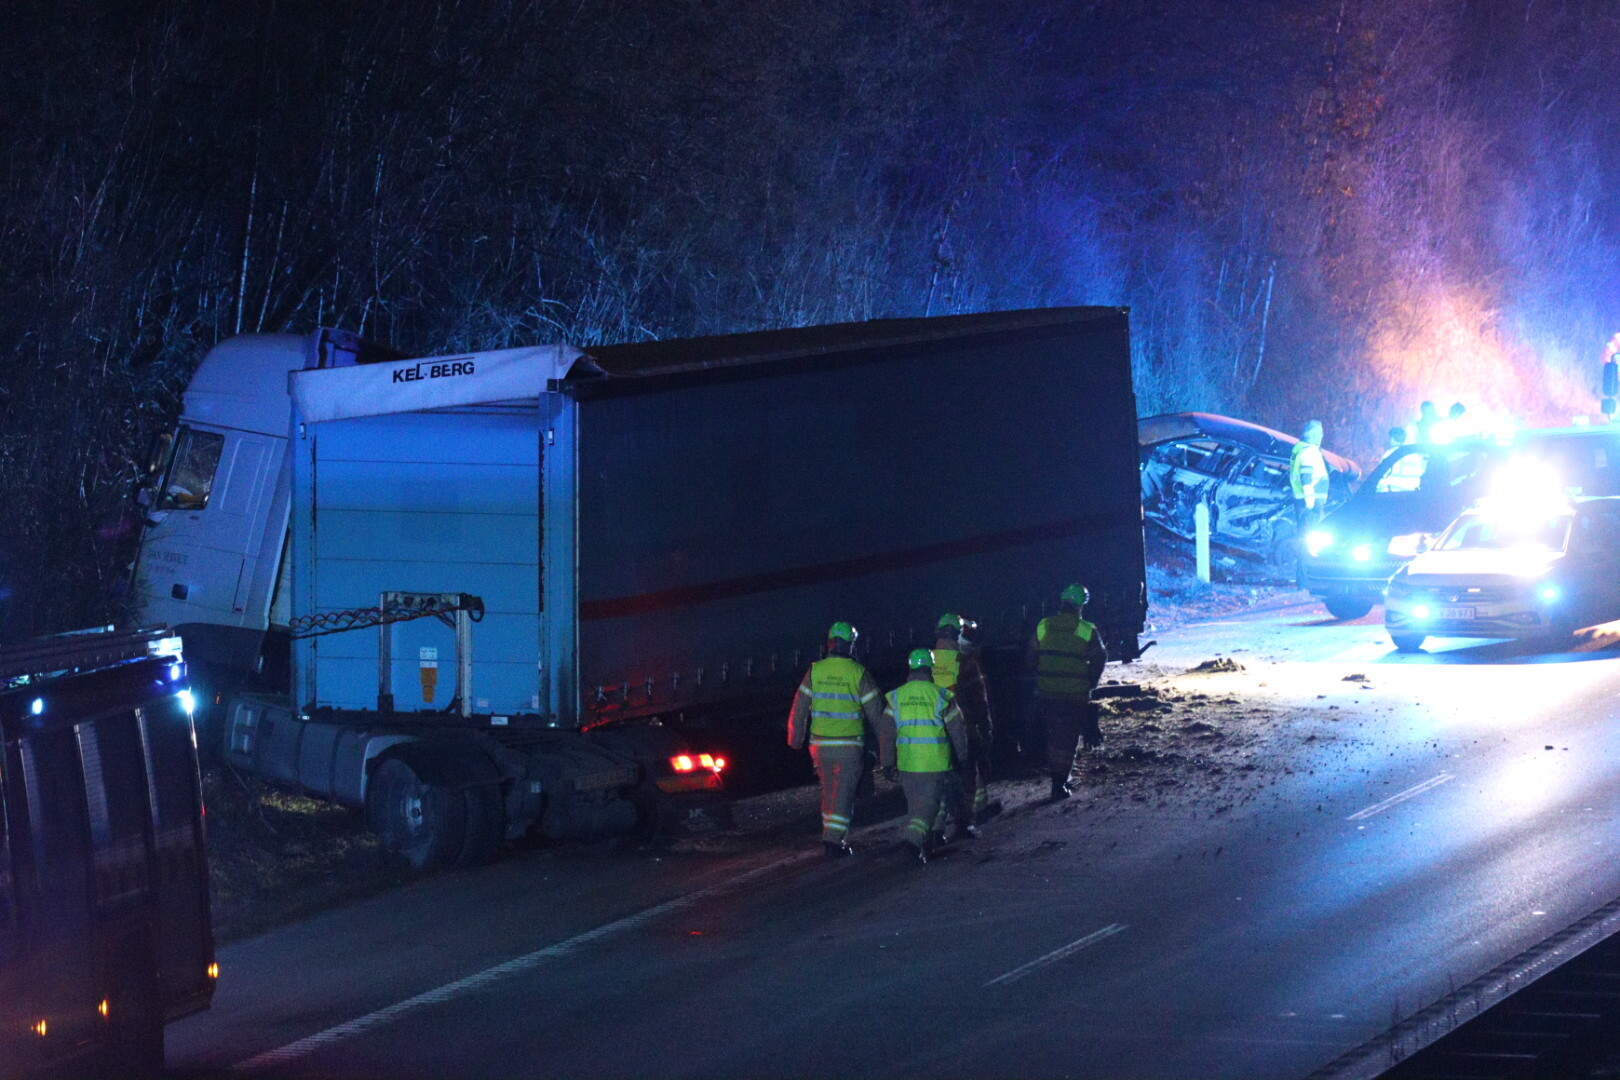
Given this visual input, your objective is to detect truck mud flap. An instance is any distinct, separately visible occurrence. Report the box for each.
[651,790,733,835]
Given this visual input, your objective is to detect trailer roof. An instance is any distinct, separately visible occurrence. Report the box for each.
[572,307,1126,388]
[290,308,1127,422]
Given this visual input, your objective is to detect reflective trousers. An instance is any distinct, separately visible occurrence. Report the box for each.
[959,722,984,822]
[809,742,865,843]
[954,721,990,824]
[1040,697,1085,782]
[899,769,953,851]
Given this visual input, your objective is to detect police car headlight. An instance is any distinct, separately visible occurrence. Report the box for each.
[1305,530,1334,557]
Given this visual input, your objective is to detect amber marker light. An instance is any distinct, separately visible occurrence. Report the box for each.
[99,1000,109,1018]
[208,962,220,979]
[32,1019,47,1037]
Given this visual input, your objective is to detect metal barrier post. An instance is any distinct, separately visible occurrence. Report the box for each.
[1194,502,1211,584]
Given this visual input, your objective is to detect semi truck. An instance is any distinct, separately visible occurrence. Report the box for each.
[130,307,1148,868]
[1,627,215,1078]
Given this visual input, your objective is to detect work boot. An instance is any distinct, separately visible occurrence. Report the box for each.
[1049,776,1073,801]
[823,840,854,858]
[976,800,1004,825]
[908,841,929,866]
[952,822,980,842]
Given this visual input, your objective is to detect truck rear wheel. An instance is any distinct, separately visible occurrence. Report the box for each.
[1390,633,1426,652]
[367,751,467,870]
[436,745,504,867]
[456,781,504,867]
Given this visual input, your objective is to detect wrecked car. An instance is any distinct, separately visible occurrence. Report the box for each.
[1139,412,1362,569]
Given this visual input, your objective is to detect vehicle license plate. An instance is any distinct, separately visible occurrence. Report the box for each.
[1439,605,1475,620]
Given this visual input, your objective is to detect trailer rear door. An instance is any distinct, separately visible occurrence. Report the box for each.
[293,407,543,715]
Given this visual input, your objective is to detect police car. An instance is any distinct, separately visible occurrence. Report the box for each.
[1383,492,1620,651]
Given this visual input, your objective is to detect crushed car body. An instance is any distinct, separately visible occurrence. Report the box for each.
[1139,412,1362,568]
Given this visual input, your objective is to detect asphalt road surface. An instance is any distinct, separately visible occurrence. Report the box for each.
[169,602,1620,1079]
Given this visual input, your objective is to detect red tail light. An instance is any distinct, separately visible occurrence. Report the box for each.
[667,753,726,775]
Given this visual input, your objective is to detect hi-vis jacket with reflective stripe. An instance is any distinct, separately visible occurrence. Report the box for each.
[1288,441,1328,504]
[1030,611,1107,702]
[787,655,884,750]
[879,678,967,773]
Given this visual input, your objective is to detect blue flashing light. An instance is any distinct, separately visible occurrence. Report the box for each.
[1306,530,1334,557]
[1350,544,1373,563]
[1536,584,1561,604]
[178,690,197,716]
[29,697,44,716]
[168,662,183,681]
[1410,604,1432,620]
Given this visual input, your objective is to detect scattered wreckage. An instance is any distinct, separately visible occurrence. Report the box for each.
[1139,412,1362,571]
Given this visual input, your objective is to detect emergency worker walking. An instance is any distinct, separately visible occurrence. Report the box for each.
[879,649,968,864]
[933,613,994,834]
[787,622,884,857]
[1027,584,1107,800]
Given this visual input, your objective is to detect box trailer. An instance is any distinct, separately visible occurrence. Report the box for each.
[132,308,1147,866]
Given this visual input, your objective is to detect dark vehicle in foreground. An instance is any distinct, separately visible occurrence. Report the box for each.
[1384,495,1620,651]
[1303,425,1620,620]
[1139,412,1361,570]
[1,628,215,1078]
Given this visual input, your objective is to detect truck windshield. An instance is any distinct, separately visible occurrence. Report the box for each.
[1437,511,1572,552]
[158,427,226,511]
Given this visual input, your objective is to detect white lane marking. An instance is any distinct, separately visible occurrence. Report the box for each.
[232,850,816,1072]
[983,923,1127,987]
[1346,772,1454,821]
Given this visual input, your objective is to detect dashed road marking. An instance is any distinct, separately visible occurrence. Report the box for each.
[231,849,816,1072]
[984,923,1127,987]
[1346,773,1454,821]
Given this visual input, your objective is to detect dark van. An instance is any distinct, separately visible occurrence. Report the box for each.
[1,628,215,1079]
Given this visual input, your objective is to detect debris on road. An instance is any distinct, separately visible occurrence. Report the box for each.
[1189,657,1245,673]
[1093,682,1147,699]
